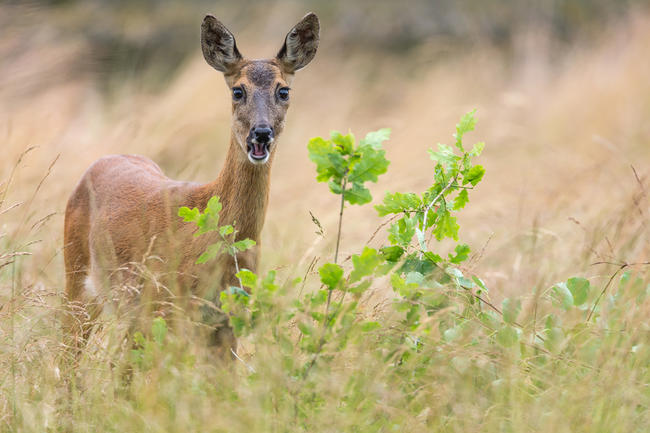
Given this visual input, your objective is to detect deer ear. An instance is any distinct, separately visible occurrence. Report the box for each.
[201,15,243,74]
[276,12,320,73]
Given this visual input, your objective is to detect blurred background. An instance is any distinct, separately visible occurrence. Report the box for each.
[1,0,649,299]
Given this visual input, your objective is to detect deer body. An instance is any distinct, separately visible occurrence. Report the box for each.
[63,14,319,354]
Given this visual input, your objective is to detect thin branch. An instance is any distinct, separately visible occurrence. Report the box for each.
[631,164,645,196]
[232,250,244,292]
[325,175,348,328]
[231,348,256,373]
[586,263,627,322]
[333,176,347,265]
[365,214,400,245]
[309,174,349,379]
[591,260,650,267]
[419,176,456,257]
[422,176,456,230]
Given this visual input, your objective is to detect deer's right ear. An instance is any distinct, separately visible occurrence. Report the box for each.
[201,15,243,74]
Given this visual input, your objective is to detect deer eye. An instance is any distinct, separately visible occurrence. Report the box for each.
[232,87,244,101]
[277,87,290,101]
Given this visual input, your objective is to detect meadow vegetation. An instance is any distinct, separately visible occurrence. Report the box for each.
[1,2,649,432]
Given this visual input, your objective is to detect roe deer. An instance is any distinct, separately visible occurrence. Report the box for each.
[63,13,319,357]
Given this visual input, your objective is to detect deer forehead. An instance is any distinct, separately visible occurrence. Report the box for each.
[233,60,288,89]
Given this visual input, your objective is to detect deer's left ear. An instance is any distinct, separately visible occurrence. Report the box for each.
[276,13,320,74]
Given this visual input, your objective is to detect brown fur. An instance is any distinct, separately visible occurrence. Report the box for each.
[63,13,319,357]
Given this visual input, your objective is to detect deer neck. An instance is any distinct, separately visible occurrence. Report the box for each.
[202,134,272,242]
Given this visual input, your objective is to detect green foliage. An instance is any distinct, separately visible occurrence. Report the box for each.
[319,263,344,289]
[178,195,256,274]
[501,298,521,324]
[567,277,590,306]
[130,317,169,371]
[307,129,390,205]
[216,112,493,405]
[376,110,485,251]
[109,111,649,432]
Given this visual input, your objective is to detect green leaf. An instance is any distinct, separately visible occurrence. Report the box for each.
[178,206,200,223]
[453,189,469,210]
[151,317,167,346]
[196,213,209,232]
[423,251,443,264]
[428,143,460,170]
[551,282,574,310]
[449,244,470,264]
[361,128,391,150]
[380,246,404,262]
[470,141,485,157]
[502,298,521,325]
[496,325,519,347]
[319,263,344,289]
[262,270,278,292]
[543,314,564,353]
[472,276,489,294]
[310,289,328,306]
[307,136,347,183]
[196,242,223,264]
[350,247,381,283]
[405,271,424,286]
[454,109,477,151]
[388,215,417,246]
[226,285,250,297]
[347,280,372,294]
[133,331,146,348]
[390,273,406,292]
[375,192,422,216]
[236,269,258,288]
[348,146,389,184]
[361,321,381,332]
[344,182,373,205]
[331,131,355,154]
[298,321,314,335]
[402,254,437,275]
[328,180,343,195]
[415,227,426,251]
[219,225,234,236]
[432,208,459,241]
[232,238,256,252]
[567,277,590,306]
[206,196,223,216]
[444,326,462,342]
[230,316,246,336]
[463,165,485,186]
[188,196,223,234]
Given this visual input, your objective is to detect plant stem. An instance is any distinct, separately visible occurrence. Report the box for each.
[311,175,348,378]
[420,176,456,257]
[333,176,347,265]
[421,176,456,235]
[232,249,244,292]
[326,176,347,314]
[587,263,627,322]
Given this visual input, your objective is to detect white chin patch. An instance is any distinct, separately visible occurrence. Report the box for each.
[247,151,270,165]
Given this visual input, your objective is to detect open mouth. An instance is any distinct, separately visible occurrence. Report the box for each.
[247,140,271,163]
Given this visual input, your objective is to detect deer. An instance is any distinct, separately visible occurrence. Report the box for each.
[62,13,319,358]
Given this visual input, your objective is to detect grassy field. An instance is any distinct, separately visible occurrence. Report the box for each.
[1,2,649,432]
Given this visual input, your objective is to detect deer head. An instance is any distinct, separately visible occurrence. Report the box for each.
[201,13,320,165]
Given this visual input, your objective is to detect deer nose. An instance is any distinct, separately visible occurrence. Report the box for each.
[252,126,273,144]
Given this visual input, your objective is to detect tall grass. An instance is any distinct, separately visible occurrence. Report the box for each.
[1,4,649,432]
